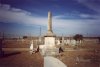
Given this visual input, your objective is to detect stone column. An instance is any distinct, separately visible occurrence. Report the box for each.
[48,11,52,32]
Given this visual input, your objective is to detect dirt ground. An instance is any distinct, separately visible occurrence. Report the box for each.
[0,51,43,67]
[1,39,100,67]
[57,51,100,67]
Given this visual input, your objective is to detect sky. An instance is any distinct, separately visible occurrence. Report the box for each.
[0,0,100,37]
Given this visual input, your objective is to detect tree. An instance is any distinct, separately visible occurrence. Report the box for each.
[23,36,28,39]
[73,34,83,41]
[73,34,83,45]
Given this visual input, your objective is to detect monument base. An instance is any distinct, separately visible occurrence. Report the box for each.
[39,35,59,56]
[44,47,59,56]
[39,45,59,56]
[44,37,56,46]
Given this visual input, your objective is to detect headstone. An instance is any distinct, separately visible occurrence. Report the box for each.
[71,40,76,45]
[29,40,34,54]
[62,35,64,45]
[66,39,71,45]
[57,40,60,45]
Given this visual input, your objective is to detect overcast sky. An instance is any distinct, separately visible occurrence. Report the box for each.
[0,0,100,37]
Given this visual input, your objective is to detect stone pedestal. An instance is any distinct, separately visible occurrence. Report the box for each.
[44,37,56,46]
[44,36,57,56]
[45,47,59,56]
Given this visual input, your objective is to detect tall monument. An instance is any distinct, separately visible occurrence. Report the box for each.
[44,11,56,46]
[40,11,58,56]
[45,11,55,37]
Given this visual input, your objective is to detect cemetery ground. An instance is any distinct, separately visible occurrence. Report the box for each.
[0,38,100,67]
[0,51,43,67]
[57,42,100,67]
